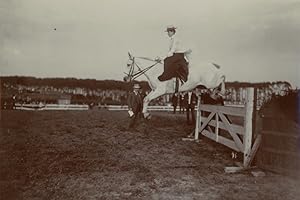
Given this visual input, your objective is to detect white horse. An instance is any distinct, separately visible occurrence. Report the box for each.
[125,52,226,119]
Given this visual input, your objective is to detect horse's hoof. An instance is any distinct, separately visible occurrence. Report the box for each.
[144,113,151,120]
[218,91,226,98]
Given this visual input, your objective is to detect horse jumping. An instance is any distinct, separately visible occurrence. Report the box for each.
[125,52,226,119]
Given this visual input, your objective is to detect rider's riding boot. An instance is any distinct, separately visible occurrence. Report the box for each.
[158,74,169,81]
[158,75,164,81]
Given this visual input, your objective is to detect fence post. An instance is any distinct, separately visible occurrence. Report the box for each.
[243,87,254,167]
[194,95,201,140]
[215,114,219,142]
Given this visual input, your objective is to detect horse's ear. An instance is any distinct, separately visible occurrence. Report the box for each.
[128,52,132,59]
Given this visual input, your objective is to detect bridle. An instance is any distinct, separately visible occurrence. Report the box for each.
[125,53,161,81]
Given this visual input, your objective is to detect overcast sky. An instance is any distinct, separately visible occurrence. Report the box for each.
[1,0,299,87]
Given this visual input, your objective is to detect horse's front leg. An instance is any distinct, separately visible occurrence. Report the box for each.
[142,89,164,119]
[142,91,153,118]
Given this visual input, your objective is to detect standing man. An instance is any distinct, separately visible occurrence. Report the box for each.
[184,90,198,125]
[157,25,190,82]
[12,94,17,109]
[127,83,143,130]
[179,93,185,114]
[202,89,224,106]
[171,93,178,114]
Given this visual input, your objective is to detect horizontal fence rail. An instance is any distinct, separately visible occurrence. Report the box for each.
[14,103,251,111]
[15,103,89,110]
[100,105,175,111]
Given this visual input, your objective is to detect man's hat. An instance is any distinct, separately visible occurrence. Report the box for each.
[133,83,141,89]
[165,25,177,32]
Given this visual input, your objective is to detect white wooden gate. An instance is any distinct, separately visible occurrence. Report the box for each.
[194,88,261,167]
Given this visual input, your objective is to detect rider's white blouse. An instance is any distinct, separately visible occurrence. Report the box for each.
[167,35,190,58]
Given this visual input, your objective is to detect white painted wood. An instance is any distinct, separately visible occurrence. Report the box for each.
[198,112,216,133]
[200,116,245,135]
[215,113,219,142]
[202,130,240,152]
[225,166,244,173]
[219,113,244,151]
[200,104,245,117]
[243,87,254,167]
[194,95,201,140]
[244,134,262,167]
[194,87,257,168]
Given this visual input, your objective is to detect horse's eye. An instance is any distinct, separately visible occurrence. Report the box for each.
[127,64,131,67]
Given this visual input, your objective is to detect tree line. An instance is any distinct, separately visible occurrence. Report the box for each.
[1,76,292,91]
[1,76,150,91]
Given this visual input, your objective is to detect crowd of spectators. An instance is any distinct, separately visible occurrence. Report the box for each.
[1,81,295,110]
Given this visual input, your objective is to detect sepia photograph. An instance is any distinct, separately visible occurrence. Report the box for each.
[1,0,299,199]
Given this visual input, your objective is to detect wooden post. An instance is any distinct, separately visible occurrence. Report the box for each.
[243,87,254,167]
[245,134,262,167]
[194,95,201,140]
[252,88,258,136]
[215,113,219,142]
[0,77,2,120]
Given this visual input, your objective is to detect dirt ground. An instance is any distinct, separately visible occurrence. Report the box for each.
[1,109,299,200]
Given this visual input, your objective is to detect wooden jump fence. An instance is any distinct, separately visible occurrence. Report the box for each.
[193,88,261,168]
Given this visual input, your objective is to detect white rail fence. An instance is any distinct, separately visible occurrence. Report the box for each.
[15,103,89,111]
[15,104,176,111]
[99,105,176,111]
[15,103,245,111]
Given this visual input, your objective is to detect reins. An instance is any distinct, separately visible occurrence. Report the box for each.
[127,56,161,81]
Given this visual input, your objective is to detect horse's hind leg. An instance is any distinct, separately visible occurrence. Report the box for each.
[219,75,226,96]
[178,81,197,93]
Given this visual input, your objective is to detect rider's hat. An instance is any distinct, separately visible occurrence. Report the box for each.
[165,25,177,32]
[133,83,141,89]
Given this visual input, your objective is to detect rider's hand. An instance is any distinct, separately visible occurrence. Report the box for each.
[167,52,173,57]
[155,56,162,63]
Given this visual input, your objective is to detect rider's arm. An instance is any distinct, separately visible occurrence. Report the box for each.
[157,37,180,61]
[167,37,178,57]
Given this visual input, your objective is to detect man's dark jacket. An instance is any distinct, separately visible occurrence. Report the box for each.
[127,91,143,114]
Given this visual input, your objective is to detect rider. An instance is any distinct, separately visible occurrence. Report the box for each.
[157,25,190,82]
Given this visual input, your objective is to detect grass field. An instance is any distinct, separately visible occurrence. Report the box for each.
[0,110,299,200]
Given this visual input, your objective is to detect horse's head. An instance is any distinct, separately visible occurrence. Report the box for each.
[126,52,134,67]
[124,52,161,83]
[123,52,136,82]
